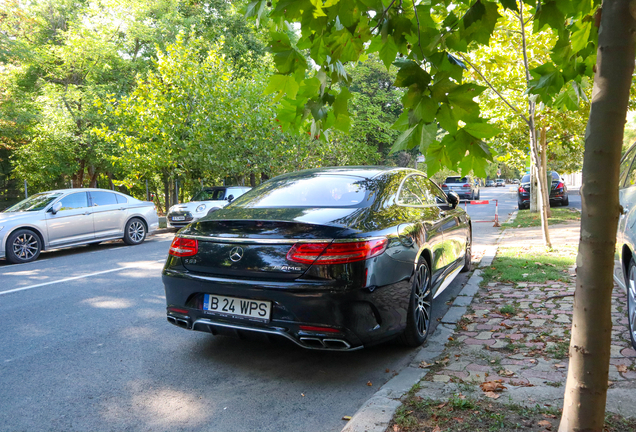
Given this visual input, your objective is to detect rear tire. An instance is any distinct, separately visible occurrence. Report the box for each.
[562,195,569,206]
[123,218,146,245]
[461,228,472,272]
[6,229,41,264]
[398,259,433,347]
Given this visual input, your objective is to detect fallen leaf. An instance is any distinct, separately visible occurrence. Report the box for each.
[342,416,352,421]
[617,364,628,373]
[608,381,614,387]
[385,368,390,373]
[480,380,507,392]
[543,414,557,419]
[490,360,496,364]
[448,336,454,341]
[419,361,432,368]
[534,262,543,266]
[499,369,515,377]
[301,393,305,397]
[452,417,465,423]
[392,424,400,432]
[432,426,442,432]
[538,419,552,430]
[367,381,372,386]
[484,391,500,399]
[436,402,447,409]
[554,364,566,369]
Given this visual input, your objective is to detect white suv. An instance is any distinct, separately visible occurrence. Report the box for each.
[167,186,251,229]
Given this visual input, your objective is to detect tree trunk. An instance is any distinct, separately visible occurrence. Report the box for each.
[250,172,256,187]
[261,172,269,184]
[559,1,635,430]
[540,128,551,218]
[162,172,171,214]
[519,0,551,247]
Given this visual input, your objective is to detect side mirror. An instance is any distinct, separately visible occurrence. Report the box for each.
[50,202,62,214]
[447,192,459,209]
[227,194,234,203]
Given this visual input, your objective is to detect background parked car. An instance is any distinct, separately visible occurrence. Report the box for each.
[167,186,251,229]
[614,142,636,350]
[163,167,472,351]
[495,179,506,187]
[441,176,480,200]
[486,180,495,187]
[0,188,158,264]
[517,172,569,210]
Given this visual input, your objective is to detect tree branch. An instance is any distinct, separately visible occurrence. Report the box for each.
[371,0,397,33]
[456,53,530,126]
[411,0,426,60]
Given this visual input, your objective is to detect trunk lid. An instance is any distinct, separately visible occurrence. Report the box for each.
[179,208,356,279]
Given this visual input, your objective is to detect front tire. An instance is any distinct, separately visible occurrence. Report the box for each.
[123,218,146,245]
[6,229,41,264]
[627,259,636,350]
[399,259,433,347]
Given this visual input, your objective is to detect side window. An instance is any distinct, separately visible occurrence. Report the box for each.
[58,192,88,211]
[412,175,440,205]
[426,179,449,205]
[620,146,636,188]
[397,176,425,206]
[116,194,128,204]
[90,191,118,206]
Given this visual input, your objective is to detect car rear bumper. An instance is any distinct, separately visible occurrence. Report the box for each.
[162,266,411,350]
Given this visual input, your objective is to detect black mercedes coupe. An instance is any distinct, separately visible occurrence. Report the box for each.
[162,167,472,351]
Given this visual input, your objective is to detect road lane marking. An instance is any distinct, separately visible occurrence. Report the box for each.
[0,259,166,296]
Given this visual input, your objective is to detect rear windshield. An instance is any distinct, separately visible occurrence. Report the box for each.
[229,175,369,208]
[445,177,468,183]
[192,188,225,201]
[521,175,530,182]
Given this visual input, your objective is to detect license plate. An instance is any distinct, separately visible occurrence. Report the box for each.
[203,294,271,321]
[172,216,185,221]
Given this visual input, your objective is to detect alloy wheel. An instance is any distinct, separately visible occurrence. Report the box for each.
[413,264,432,337]
[12,233,39,261]
[128,221,145,243]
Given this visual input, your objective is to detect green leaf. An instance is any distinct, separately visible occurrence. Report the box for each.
[571,20,592,52]
[499,0,518,12]
[391,124,418,153]
[461,1,500,45]
[437,103,456,133]
[394,60,431,88]
[426,138,453,176]
[333,86,351,118]
[462,122,500,139]
[463,1,486,29]
[379,35,398,70]
[392,111,410,131]
[534,1,566,32]
[419,122,438,154]
[413,96,438,123]
[264,74,300,101]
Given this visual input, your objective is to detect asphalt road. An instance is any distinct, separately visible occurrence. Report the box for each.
[0,193,518,432]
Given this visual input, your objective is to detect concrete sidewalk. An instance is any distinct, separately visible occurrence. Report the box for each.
[342,220,636,432]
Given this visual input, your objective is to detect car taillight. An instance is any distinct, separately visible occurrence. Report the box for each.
[442,184,447,188]
[556,182,564,189]
[463,184,471,188]
[518,186,526,193]
[169,237,198,257]
[286,239,388,265]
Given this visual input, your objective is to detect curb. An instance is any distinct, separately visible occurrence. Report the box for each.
[341,229,509,432]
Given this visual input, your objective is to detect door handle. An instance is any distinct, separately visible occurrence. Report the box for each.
[119,207,126,211]
[84,211,91,215]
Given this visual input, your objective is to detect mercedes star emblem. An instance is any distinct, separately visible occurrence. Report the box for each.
[229,246,244,262]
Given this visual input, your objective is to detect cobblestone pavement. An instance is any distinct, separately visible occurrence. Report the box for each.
[424,280,636,389]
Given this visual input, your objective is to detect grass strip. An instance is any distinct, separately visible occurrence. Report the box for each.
[389,394,636,432]
[503,207,580,229]
[481,246,576,284]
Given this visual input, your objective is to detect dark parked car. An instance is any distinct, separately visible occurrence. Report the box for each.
[614,143,636,349]
[441,176,480,200]
[517,172,569,209]
[162,167,472,351]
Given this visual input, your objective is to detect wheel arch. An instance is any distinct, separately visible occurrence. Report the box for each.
[125,215,148,231]
[5,225,47,251]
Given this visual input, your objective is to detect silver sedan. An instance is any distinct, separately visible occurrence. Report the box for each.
[0,188,159,264]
